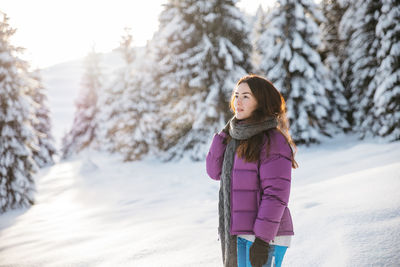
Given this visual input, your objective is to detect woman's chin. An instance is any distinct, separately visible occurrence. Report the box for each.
[235,114,250,121]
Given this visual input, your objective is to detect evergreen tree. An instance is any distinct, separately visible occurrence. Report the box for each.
[258,0,339,144]
[251,5,269,73]
[99,28,136,153]
[341,0,382,136]
[27,70,56,167]
[338,0,356,94]
[320,0,350,131]
[61,48,102,158]
[320,0,347,62]
[0,13,37,213]
[117,68,158,161]
[98,28,159,161]
[373,0,400,140]
[151,0,252,161]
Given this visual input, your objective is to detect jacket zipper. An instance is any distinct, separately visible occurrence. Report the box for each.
[230,157,234,233]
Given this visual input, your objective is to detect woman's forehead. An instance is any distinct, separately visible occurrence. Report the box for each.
[235,83,252,94]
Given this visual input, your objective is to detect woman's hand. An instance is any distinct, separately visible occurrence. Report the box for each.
[249,237,270,267]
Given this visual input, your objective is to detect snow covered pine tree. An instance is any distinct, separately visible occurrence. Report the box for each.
[320,0,349,132]
[98,27,137,154]
[258,0,343,144]
[373,0,400,140]
[26,70,57,167]
[0,13,37,213]
[340,0,383,137]
[250,5,269,73]
[150,0,252,160]
[61,48,103,159]
[100,28,158,161]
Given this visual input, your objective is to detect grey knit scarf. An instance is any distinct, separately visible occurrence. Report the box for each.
[218,116,278,267]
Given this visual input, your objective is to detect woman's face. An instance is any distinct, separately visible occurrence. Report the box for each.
[233,83,258,120]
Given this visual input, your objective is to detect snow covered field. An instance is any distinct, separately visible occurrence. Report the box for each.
[1,134,399,266]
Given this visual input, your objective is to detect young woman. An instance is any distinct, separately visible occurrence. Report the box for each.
[206,74,298,267]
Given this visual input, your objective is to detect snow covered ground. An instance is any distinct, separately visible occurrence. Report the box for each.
[0,134,399,266]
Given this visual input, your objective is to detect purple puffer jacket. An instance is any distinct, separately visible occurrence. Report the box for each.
[206,129,294,243]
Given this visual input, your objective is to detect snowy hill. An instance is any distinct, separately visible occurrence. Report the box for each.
[0,135,399,266]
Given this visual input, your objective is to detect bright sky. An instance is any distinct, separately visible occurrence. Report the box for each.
[1,0,273,69]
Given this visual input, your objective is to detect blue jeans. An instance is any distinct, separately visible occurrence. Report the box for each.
[237,237,287,267]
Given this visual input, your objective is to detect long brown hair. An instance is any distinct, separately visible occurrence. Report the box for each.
[228,74,298,168]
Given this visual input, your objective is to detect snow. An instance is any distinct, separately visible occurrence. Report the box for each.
[1,133,400,266]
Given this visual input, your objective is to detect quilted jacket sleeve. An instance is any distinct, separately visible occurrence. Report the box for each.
[253,133,292,242]
[206,132,228,181]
